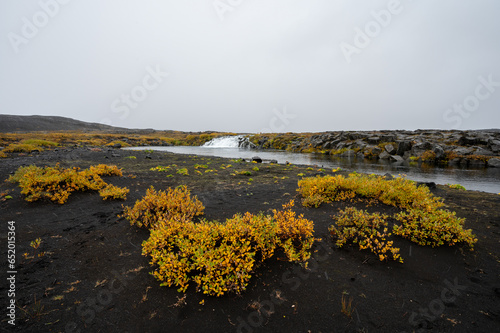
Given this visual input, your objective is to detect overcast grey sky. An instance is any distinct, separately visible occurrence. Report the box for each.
[1,0,499,132]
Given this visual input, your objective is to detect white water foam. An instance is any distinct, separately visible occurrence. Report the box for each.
[203,136,243,148]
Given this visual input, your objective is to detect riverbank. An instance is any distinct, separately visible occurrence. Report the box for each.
[1,147,499,332]
[2,129,500,169]
[246,130,500,168]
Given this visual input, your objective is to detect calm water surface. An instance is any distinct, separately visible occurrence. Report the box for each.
[125,146,500,194]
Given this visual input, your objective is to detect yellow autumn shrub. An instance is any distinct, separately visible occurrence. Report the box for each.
[299,173,476,251]
[329,207,403,263]
[297,173,440,210]
[7,164,127,204]
[99,184,129,200]
[393,208,476,248]
[4,143,42,153]
[121,185,205,229]
[135,197,315,296]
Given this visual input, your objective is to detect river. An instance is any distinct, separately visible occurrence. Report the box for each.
[124,145,500,194]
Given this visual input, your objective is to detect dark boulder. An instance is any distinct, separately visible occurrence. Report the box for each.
[489,139,500,153]
[487,158,500,168]
[396,141,412,156]
[472,147,495,156]
[346,132,368,140]
[384,173,394,180]
[370,146,382,155]
[252,156,262,163]
[433,145,445,160]
[379,151,391,159]
[411,141,434,155]
[389,155,404,163]
[380,134,396,142]
[322,140,339,150]
[310,135,324,148]
[385,144,396,155]
[416,181,436,189]
[453,147,474,156]
[458,134,490,146]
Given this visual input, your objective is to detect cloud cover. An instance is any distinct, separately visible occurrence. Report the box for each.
[1,0,499,132]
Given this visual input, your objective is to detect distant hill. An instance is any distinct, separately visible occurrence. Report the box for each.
[0,115,155,133]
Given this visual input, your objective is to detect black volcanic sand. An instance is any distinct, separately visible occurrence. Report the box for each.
[1,147,499,333]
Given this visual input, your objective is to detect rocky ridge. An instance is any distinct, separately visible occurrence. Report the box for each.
[249,130,500,168]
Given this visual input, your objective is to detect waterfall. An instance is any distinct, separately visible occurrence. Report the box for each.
[202,136,255,148]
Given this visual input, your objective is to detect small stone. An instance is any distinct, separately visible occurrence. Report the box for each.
[487,158,500,168]
[416,181,436,189]
[389,155,404,163]
[385,144,396,155]
[252,156,262,163]
[379,151,391,159]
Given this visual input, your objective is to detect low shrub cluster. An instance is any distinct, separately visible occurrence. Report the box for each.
[22,139,59,147]
[8,164,128,204]
[3,143,42,153]
[99,184,130,200]
[106,140,131,147]
[447,183,466,190]
[121,186,204,229]
[122,187,315,296]
[150,165,175,172]
[298,173,440,210]
[176,168,189,175]
[393,208,476,247]
[298,173,476,261]
[329,207,403,263]
[3,139,59,155]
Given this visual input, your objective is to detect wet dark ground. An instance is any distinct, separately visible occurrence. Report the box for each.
[0,147,499,332]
